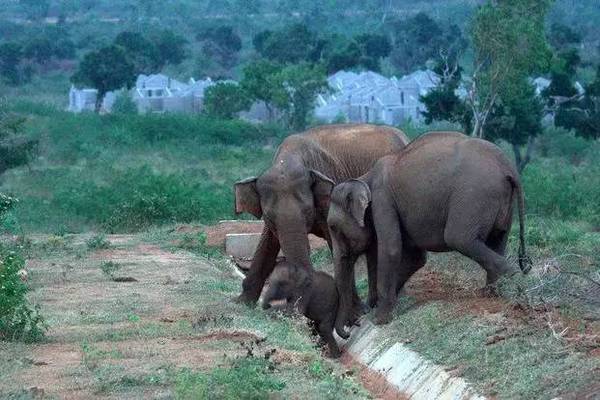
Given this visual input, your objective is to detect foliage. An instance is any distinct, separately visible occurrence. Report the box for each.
[197,26,242,71]
[548,22,582,51]
[0,248,46,342]
[253,23,321,64]
[269,63,329,131]
[100,261,121,280]
[114,31,161,74]
[240,60,282,120]
[111,92,138,115]
[175,357,285,399]
[86,234,111,250]
[0,195,45,342]
[150,30,188,68]
[71,45,136,112]
[386,12,466,75]
[204,82,252,120]
[0,98,38,174]
[0,42,31,85]
[553,65,600,139]
[469,0,552,138]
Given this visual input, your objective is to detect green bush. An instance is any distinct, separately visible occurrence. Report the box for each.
[0,248,45,342]
[522,158,600,223]
[111,92,138,115]
[175,357,285,399]
[86,234,111,250]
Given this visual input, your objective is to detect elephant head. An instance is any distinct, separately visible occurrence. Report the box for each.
[262,261,311,310]
[235,162,334,269]
[327,179,374,335]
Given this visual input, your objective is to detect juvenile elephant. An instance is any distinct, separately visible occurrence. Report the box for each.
[234,124,409,316]
[327,131,530,330]
[262,261,342,358]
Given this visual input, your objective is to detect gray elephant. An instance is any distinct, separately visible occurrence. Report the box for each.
[234,124,409,319]
[327,131,530,330]
[262,261,342,358]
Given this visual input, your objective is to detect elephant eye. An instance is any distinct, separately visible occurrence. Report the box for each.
[329,224,338,233]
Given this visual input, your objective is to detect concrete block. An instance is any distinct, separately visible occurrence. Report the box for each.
[225,233,262,258]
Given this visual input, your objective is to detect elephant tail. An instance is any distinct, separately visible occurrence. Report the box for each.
[508,175,531,274]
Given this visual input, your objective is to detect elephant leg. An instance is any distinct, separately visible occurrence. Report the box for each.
[366,242,378,308]
[396,248,427,295]
[486,228,509,257]
[318,320,341,358]
[350,270,367,322]
[372,197,403,325]
[237,226,280,305]
[448,236,512,287]
[445,202,513,288]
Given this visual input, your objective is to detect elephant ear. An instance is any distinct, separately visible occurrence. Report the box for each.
[234,177,262,218]
[346,180,371,228]
[310,170,335,212]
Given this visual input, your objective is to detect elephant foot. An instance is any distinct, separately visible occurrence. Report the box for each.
[367,295,377,309]
[374,307,393,325]
[335,325,351,340]
[478,285,499,298]
[328,347,341,359]
[234,292,259,307]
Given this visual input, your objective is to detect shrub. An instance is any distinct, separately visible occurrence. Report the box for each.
[100,261,121,279]
[175,357,285,399]
[86,234,111,250]
[0,195,46,341]
[111,92,138,115]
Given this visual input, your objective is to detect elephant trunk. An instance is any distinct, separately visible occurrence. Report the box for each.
[334,254,356,339]
[277,229,312,270]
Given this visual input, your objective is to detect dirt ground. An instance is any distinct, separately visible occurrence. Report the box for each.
[0,231,372,399]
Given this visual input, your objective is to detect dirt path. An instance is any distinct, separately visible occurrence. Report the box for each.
[0,233,372,399]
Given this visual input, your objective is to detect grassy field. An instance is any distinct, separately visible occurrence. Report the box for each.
[1,88,599,398]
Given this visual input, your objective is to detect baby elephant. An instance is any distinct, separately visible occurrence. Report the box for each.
[262,261,345,358]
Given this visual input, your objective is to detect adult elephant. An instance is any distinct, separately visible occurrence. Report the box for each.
[326,131,531,331]
[234,124,409,316]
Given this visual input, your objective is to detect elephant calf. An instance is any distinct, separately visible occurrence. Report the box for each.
[262,261,344,358]
[327,131,531,330]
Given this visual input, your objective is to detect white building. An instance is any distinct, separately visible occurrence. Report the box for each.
[315,69,441,126]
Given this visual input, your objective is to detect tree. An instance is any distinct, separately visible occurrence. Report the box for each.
[0,98,38,174]
[548,22,581,51]
[421,62,472,133]
[0,43,28,85]
[240,60,282,121]
[269,63,329,131]
[387,12,465,75]
[71,45,136,112]
[114,31,160,73]
[204,82,252,120]
[467,0,552,138]
[197,26,242,70]
[485,81,544,172]
[254,23,320,64]
[554,65,600,140]
[150,30,187,69]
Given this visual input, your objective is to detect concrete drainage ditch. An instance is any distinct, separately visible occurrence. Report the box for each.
[224,226,486,400]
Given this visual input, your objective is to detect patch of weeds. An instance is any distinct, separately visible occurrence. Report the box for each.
[86,234,111,250]
[175,356,285,400]
[0,246,46,342]
[178,231,220,258]
[307,359,365,400]
[100,261,121,280]
[81,342,123,371]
